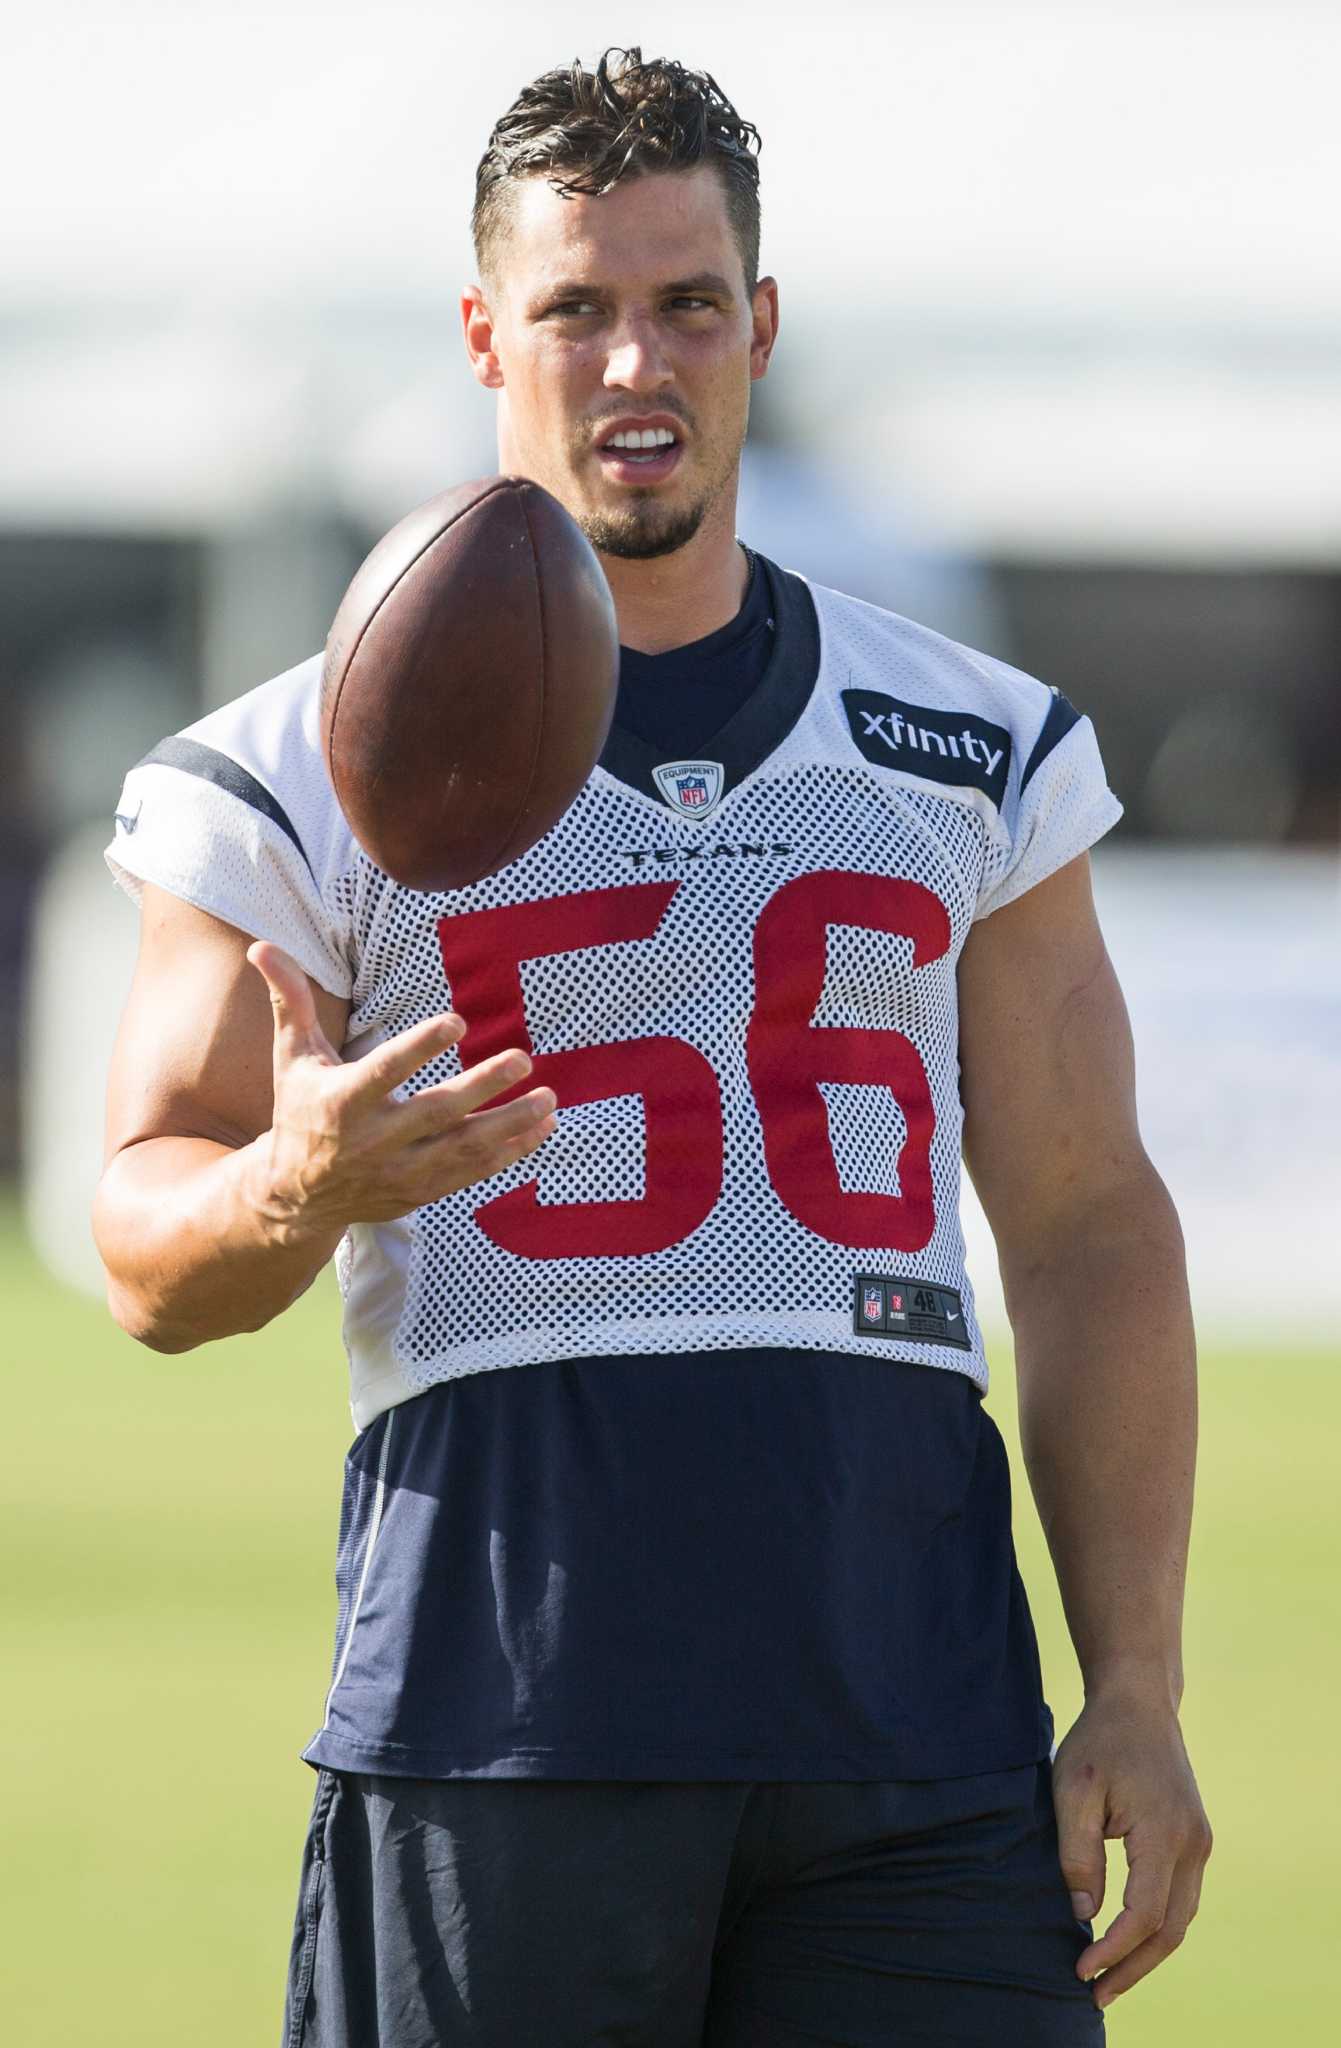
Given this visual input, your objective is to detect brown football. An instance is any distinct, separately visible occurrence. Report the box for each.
[320,477,619,890]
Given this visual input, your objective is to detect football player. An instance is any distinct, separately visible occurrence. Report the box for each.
[95,48,1210,2048]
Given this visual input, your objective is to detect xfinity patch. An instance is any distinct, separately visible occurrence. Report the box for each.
[852,1275,972,1349]
[842,689,1012,811]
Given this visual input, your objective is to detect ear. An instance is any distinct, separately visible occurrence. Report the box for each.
[461,285,504,390]
[749,276,780,383]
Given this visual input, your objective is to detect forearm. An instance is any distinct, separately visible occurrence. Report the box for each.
[1004,1165,1196,1709]
[93,1133,344,1352]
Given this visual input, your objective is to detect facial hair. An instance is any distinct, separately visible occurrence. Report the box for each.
[578,494,711,560]
[575,427,739,561]
[569,393,741,561]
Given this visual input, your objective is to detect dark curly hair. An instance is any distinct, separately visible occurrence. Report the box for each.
[473,47,763,291]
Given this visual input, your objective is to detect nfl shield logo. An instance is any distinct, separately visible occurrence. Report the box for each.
[861,1286,883,1326]
[651,758,726,821]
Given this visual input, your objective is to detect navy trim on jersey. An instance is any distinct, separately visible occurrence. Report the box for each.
[1020,690,1082,793]
[136,735,313,872]
[599,554,820,809]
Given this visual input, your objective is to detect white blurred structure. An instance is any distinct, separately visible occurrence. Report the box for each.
[964,850,1341,1339]
[26,842,1340,1340]
[22,826,139,1298]
[4,3,1341,561]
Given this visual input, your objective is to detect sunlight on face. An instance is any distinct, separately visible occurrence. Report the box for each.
[480,167,773,560]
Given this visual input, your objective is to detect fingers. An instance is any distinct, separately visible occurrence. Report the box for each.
[401,1049,546,1132]
[349,1013,467,1100]
[249,941,337,1064]
[1078,1834,1175,1985]
[249,940,315,1035]
[347,1026,559,1199]
[1052,1758,1108,1926]
[1054,1702,1211,2012]
[1087,1834,1210,2010]
[476,1097,560,1165]
[418,1089,559,1166]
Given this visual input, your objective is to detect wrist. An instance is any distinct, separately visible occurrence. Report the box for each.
[1081,1654,1184,1716]
[239,1131,347,1259]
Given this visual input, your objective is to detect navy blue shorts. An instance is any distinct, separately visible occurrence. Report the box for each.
[283,1763,1102,2045]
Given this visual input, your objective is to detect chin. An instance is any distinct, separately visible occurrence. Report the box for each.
[579,496,709,562]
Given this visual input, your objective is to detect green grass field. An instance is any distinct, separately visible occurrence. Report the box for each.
[4,1197,1334,2043]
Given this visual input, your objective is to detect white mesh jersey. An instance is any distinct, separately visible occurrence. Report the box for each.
[107,559,1121,1428]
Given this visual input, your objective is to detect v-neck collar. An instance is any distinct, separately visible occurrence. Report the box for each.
[597,553,821,812]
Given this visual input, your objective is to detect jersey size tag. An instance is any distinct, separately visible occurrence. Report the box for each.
[853,1275,972,1349]
[841,689,1012,810]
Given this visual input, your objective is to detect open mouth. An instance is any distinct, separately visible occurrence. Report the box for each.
[596,420,684,484]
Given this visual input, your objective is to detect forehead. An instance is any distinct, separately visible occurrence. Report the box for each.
[500,164,742,295]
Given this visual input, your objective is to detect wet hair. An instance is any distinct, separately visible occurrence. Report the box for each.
[473,47,763,291]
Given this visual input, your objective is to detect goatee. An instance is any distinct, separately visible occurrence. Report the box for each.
[579,497,708,561]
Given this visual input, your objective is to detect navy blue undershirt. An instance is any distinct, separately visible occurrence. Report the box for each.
[303,559,1051,1783]
[614,547,775,748]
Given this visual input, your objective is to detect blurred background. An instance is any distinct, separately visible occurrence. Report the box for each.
[4,1,1338,2041]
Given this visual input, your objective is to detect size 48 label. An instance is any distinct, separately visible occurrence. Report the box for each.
[853,1276,971,1349]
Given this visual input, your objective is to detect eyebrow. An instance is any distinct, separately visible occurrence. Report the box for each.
[661,273,736,298]
[533,272,737,304]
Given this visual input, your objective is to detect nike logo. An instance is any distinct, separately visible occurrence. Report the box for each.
[115,802,142,835]
[946,1311,961,1322]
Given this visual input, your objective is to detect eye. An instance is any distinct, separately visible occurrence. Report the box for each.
[668,295,714,312]
[546,299,602,318]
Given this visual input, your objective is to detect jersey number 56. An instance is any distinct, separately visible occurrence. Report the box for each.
[437,870,950,1259]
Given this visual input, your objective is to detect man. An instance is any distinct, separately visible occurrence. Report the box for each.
[95,48,1210,2048]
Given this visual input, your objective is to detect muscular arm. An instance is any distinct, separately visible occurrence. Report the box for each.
[958,852,1211,2009]
[94,884,556,1352]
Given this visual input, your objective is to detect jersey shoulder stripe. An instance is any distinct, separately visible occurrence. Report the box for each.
[803,581,1050,828]
[108,654,355,999]
[1020,688,1083,792]
[135,734,312,872]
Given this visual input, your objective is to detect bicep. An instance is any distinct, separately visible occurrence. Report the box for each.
[957,853,1146,1259]
[104,884,351,1159]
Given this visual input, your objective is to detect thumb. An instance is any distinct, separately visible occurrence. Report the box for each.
[247,941,334,1062]
[1052,1757,1108,1925]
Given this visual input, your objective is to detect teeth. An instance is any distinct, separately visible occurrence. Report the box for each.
[607,427,677,450]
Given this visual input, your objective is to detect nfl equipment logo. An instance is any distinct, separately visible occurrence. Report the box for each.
[651,758,726,821]
[861,1286,883,1326]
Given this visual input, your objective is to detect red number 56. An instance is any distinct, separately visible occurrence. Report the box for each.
[437,869,950,1260]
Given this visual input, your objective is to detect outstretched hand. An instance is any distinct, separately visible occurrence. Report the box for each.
[1052,1689,1212,2011]
[247,941,558,1234]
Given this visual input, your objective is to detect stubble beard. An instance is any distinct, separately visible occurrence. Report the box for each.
[578,493,712,561]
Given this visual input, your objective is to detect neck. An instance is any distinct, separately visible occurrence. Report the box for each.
[599,498,750,654]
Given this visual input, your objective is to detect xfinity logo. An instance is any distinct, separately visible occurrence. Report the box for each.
[842,688,1012,810]
[858,708,1005,781]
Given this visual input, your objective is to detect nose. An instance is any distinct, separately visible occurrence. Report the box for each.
[603,315,673,395]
